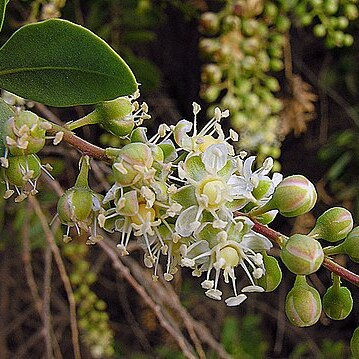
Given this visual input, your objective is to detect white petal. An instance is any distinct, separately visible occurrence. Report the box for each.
[241,232,273,251]
[225,294,247,306]
[175,205,201,237]
[202,143,228,173]
[241,285,265,293]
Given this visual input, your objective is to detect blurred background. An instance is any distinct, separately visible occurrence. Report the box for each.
[0,0,359,358]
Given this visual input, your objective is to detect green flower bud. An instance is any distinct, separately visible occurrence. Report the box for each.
[342,226,359,263]
[343,34,354,47]
[256,252,282,292]
[351,327,359,358]
[200,85,221,102]
[112,142,154,186]
[201,64,222,84]
[285,275,322,327]
[199,12,219,35]
[95,97,134,137]
[57,157,103,243]
[344,4,359,20]
[323,278,353,320]
[268,175,317,217]
[5,154,41,188]
[313,24,326,37]
[300,14,313,26]
[324,0,338,15]
[4,111,49,156]
[280,234,324,275]
[309,207,353,242]
[57,187,94,224]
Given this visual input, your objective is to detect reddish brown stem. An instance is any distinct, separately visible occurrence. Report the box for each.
[322,257,359,287]
[47,123,112,163]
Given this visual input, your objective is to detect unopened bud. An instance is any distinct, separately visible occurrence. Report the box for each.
[309,207,353,242]
[351,327,359,359]
[95,97,134,137]
[285,275,322,327]
[5,154,41,187]
[199,12,219,35]
[268,175,317,217]
[342,226,359,263]
[323,281,353,320]
[280,234,324,275]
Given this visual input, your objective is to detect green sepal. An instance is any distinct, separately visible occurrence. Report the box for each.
[184,155,207,181]
[171,185,196,209]
[0,19,137,106]
[256,252,282,292]
[158,140,177,162]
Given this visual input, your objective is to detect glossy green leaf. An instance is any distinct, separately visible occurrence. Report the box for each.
[0,19,137,106]
[0,0,8,33]
[0,97,14,154]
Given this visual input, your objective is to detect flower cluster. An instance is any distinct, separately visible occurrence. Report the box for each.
[96,102,285,305]
[0,107,54,202]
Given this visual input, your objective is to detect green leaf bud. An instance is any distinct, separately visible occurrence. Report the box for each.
[342,226,359,263]
[323,280,353,320]
[5,154,41,188]
[285,275,322,327]
[309,207,353,242]
[256,252,282,292]
[280,234,324,275]
[351,327,359,358]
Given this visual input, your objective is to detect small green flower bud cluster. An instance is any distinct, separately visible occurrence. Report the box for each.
[63,243,114,358]
[198,1,286,168]
[0,107,52,202]
[198,1,357,171]
[294,0,357,47]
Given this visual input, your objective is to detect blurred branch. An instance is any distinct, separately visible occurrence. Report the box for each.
[29,196,81,359]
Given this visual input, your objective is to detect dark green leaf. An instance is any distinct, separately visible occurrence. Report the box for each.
[0,0,8,33]
[0,19,137,107]
[0,97,14,154]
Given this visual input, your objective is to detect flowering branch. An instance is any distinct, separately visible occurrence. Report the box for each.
[245,215,359,287]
